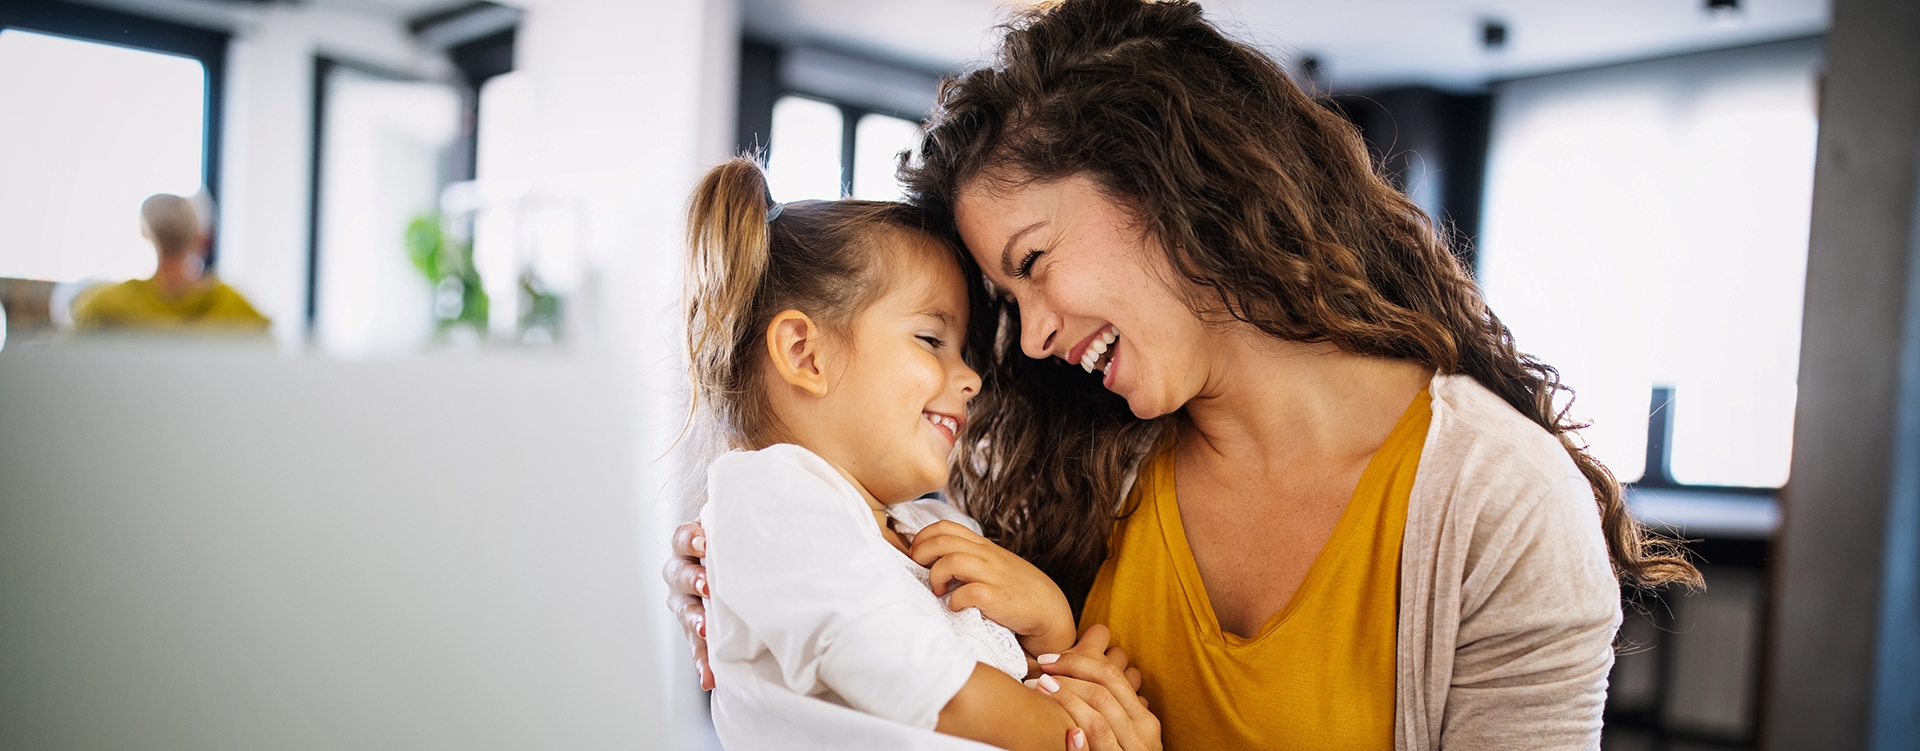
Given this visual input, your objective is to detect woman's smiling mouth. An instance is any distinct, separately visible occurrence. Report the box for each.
[1071,325,1120,374]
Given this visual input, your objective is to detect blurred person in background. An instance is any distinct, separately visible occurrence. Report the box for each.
[73,192,269,334]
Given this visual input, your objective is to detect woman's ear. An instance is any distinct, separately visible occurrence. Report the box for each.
[766,309,830,396]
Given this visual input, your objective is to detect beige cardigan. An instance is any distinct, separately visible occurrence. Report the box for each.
[1395,374,1621,751]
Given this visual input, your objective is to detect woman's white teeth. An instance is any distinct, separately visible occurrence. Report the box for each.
[1080,328,1120,373]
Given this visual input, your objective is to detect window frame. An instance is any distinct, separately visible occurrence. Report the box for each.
[0,0,228,265]
[738,39,928,200]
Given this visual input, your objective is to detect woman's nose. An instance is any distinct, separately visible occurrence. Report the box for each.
[1019,306,1059,360]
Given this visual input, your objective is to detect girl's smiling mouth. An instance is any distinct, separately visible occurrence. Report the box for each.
[923,410,963,444]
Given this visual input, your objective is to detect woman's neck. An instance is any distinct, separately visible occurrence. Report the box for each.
[1178,329,1433,472]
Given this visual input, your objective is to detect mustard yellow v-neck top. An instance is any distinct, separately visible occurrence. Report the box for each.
[1080,389,1431,750]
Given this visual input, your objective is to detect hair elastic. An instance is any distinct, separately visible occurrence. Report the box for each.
[766,202,785,223]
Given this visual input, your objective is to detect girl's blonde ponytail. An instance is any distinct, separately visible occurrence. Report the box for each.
[685,158,777,434]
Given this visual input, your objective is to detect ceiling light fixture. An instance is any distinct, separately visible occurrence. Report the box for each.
[1706,0,1745,27]
[1481,20,1508,51]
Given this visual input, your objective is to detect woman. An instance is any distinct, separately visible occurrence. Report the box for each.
[667,1,1698,749]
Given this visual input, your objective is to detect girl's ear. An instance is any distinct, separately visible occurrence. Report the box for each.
[766,309,829,396]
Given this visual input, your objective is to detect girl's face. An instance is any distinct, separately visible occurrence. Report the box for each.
[810,238,981,503]
[954,174,1217,420]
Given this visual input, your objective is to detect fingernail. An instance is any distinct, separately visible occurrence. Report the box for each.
[695,575,708,597]
[1038,674,1060,693]
[692,535,706,556]
[695,615,706,638]
[1072,729,1087,749]
[1037,653,1060,665]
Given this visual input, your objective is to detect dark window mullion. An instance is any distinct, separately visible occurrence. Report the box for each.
[839,105,862,198]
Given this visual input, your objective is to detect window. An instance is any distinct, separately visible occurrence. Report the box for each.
[310,61,462,358]
[765,95,924,204]
[852,113,918,202]
[1478,41,1820,488]
[0,29,205,282]
[766,96,844,202]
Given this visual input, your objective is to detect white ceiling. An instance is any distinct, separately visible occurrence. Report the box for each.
[744,0,1828,90]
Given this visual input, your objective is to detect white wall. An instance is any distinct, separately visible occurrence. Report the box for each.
[506,1,737,745]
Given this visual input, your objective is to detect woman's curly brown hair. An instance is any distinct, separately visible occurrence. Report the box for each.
[905,0,1699,608]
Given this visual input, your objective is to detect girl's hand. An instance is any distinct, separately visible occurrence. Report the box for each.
[1032,625,1161,751]
[663,521,714,690]
[909,520,1077,656]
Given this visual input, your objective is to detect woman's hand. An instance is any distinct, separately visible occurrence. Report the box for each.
[909,520,1077,656]
[663,521,714,690]
[1031,625,1161,751]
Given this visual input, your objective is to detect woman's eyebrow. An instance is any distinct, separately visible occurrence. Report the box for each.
[998,221,1047,276]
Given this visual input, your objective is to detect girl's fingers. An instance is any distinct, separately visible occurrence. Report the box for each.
[927,552,987,597]
[944,582,999,613]
[915,519,989,544]
[906,533,977,568]
[1124,667,1142,694]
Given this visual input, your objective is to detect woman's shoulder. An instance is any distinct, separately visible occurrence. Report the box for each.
[1416,374,1605,552]
[1423,374,1587,498]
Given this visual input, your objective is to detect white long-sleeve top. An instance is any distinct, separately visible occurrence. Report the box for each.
[700,444,1027,750]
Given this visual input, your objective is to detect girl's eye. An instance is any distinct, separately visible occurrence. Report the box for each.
[1012,250,1042,280]
[918,335,946,349]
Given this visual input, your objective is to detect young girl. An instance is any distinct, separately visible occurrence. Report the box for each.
[684,159,1084,750]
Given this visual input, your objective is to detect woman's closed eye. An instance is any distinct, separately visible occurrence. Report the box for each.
[1012,249,1042,280]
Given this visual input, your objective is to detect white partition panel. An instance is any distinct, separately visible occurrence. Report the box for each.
[0,344,670,751]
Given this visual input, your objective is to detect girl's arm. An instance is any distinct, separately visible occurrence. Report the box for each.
[939,664,1079,751]
[706,447,1085,748]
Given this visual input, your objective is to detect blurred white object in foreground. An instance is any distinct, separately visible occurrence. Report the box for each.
[0,343,682,750]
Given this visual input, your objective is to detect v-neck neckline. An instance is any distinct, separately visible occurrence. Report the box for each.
[1155,392,1430,648]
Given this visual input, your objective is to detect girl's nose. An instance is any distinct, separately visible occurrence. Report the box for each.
[955,361,982,399]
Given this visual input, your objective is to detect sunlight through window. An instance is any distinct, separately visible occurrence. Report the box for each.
[1479,45,1819,488]
[0,29,205,282]
[852,113,918,202]
[767,96,844,202]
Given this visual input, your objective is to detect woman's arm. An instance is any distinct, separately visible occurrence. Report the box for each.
[1436,478,1620,749]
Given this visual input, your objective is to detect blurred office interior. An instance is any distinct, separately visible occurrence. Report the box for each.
[1,0,1916,749]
